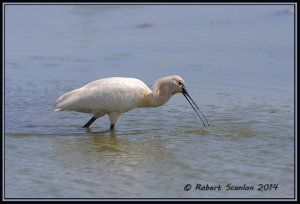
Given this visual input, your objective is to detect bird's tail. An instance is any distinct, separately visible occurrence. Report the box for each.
[53,89,80,112]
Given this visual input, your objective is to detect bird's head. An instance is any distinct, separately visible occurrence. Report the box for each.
[152,75,184,95]
[153,75,209,127]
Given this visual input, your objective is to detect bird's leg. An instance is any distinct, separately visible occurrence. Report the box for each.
[83,117,97,128]
[109,112,120,131]
[110,124,115,130]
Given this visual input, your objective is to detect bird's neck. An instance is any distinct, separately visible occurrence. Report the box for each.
[148,92,172,107]
[140,87,172,108]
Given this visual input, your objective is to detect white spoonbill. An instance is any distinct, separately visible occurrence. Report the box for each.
[54,75,209,130]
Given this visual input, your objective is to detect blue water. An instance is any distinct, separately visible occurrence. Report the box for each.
[4,4,295,199]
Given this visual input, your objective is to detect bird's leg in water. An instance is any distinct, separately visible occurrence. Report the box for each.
[109,112,120,131]
[83,117,97,128]
[110,124,115,130]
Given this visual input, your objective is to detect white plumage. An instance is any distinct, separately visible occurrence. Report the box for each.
[54,75,209,130]
[55,77,148,113]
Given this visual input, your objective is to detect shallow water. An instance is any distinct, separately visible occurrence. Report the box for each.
[4,4,295,199]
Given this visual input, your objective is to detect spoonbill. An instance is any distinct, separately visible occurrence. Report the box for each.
[54,75,209,130]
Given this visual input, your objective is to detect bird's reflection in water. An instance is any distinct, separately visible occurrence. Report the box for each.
[54,128,178,167]
[53,128,189,198]
[82,129,121,154]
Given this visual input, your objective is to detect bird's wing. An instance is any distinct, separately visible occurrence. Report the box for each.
[54,77,150,113]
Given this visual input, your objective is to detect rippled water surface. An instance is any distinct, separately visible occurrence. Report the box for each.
[4,4,295,199]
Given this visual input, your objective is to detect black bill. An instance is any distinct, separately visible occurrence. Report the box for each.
[182,86,209,127]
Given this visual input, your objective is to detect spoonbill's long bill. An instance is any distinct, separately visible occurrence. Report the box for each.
[54,75,209,130]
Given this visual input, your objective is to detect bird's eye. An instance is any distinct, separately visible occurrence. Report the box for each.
[178,81,183,86]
